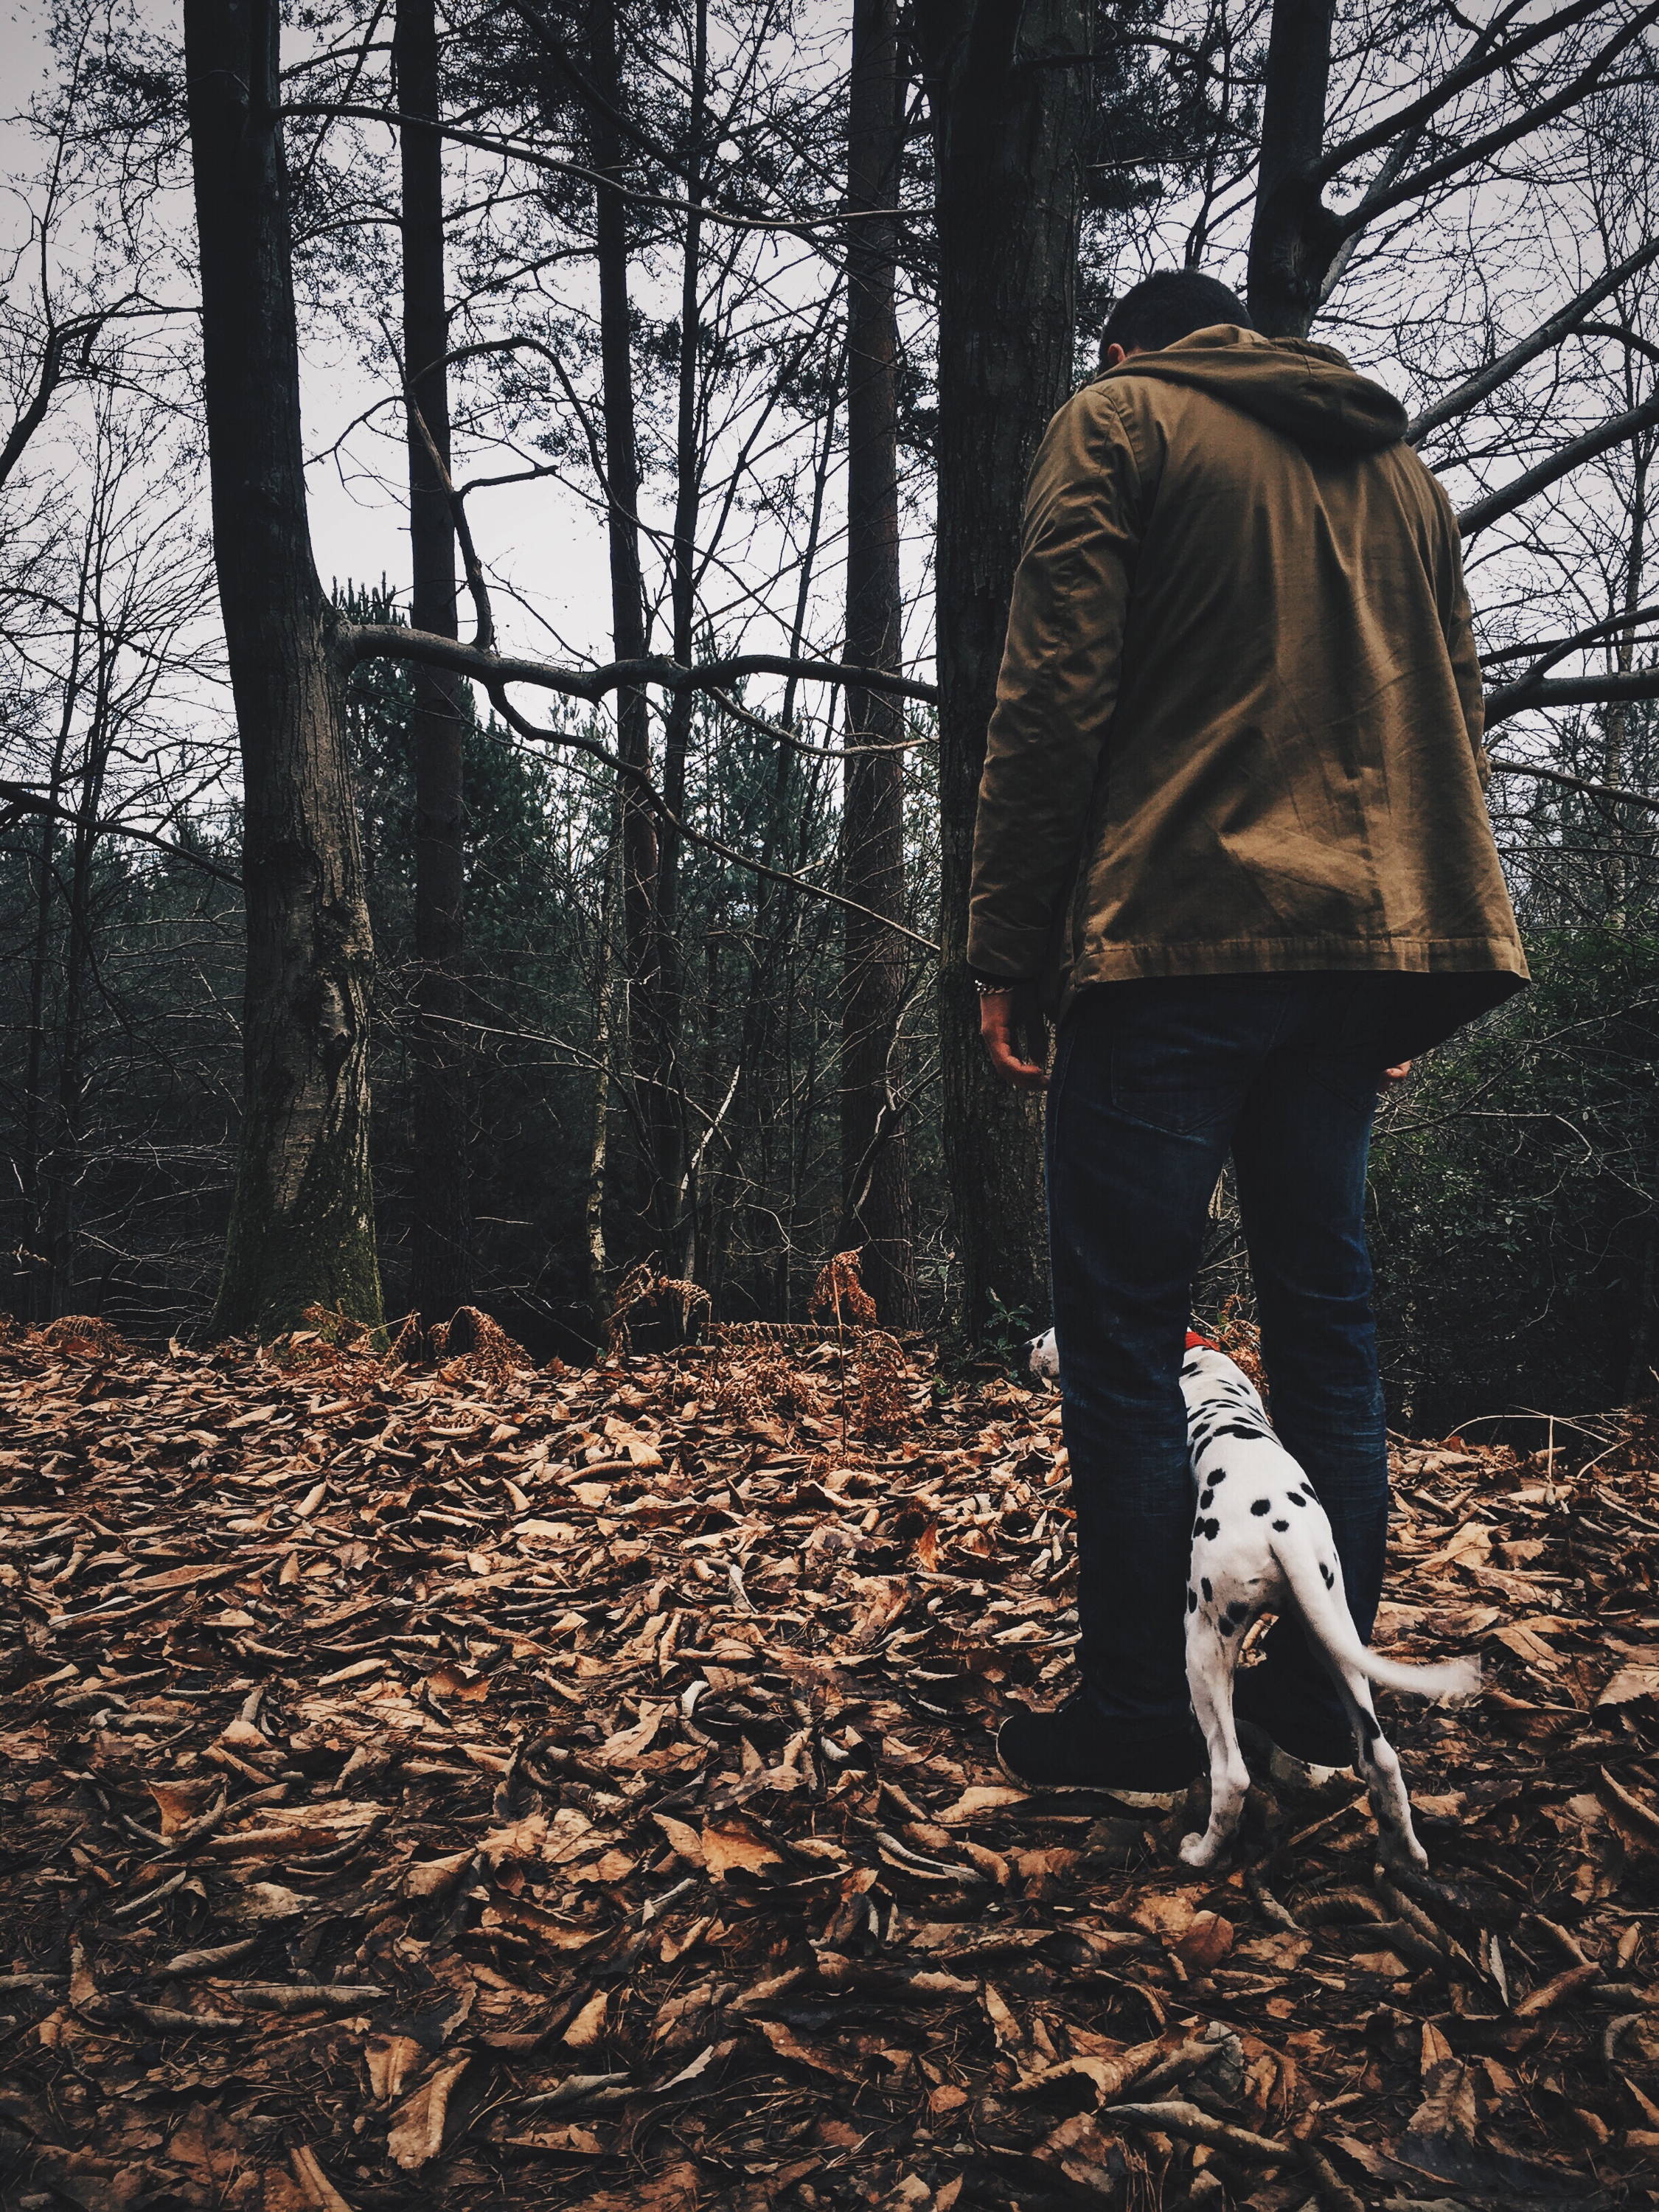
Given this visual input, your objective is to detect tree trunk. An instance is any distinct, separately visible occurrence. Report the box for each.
[588,0,658,1284]
[917,0,1091,1337]
[21,581,85,1323]
[185,0,383,1340]
[652,0,708,1269]
[840,0,917,1327]
[1601,437,1649,926]
[41,702,106,1320]
[1246,0,1340,338]
[397,0,471,1326]
[586,784,624,1323]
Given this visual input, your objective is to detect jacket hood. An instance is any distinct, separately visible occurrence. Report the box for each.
[1104,324,1408,453]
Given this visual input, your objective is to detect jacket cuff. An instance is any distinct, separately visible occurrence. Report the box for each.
[966,925,1050,981]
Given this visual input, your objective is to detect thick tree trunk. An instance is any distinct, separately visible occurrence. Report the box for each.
[840,0,917,1327]
[1246,0,1340,338]
[397,0,471,1326]
[917,0,1091,1337]
[185,0,382,1340]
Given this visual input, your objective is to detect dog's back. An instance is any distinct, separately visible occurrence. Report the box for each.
[1178,1342,1475,1870]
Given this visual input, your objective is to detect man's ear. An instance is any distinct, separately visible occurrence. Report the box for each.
[1103,341,1129,369]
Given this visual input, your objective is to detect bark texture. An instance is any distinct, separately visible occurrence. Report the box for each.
[650,0,708,1273]
[917,0,1091,1335]
[397,0,472,1325]
[186,0,382,1339]
[588,0,658,1281]
[1246,0,1340,338]
[841,0,917,1326]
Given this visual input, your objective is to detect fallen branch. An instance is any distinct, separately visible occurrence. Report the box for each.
[1102,2098,1293,2163]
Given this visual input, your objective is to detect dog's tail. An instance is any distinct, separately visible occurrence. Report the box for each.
[1273,1535,1481,1703]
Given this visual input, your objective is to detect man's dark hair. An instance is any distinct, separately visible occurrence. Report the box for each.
[1099,270,1252,364]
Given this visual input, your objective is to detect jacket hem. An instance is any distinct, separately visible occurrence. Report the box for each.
[1053,936,1528,1019]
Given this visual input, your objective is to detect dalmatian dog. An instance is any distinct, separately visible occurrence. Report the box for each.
[1026,1326,1478,1871]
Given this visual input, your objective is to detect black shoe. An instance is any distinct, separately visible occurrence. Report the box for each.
[995,1693,1203,1805]
[1234,1667,1355,1773]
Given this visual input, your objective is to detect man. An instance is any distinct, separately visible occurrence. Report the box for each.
[968,269,1526,1798]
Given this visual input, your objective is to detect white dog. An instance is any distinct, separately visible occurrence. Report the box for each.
[1026,1327,1478,1869]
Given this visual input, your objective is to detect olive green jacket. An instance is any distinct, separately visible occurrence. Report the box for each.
[967,326,1527,1018]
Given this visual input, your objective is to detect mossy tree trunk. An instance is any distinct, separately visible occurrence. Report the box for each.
[185,0,383,1340]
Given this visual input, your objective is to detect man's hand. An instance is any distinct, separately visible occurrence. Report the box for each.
[1382,1060,1412,1083]
[979,984,1047,1090]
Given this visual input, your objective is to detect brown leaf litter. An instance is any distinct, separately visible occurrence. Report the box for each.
[0,1307,1656,2210]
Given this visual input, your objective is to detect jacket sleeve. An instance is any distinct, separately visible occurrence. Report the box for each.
[1430,476,1489,789]
[967,383,1144,978]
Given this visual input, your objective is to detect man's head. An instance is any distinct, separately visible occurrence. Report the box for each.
[1098,270,1252,369]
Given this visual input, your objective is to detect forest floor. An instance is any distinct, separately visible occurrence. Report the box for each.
[1,1312,1658,2212]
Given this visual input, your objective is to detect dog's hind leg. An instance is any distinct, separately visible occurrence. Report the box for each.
[1324,1662,1429,1872]
[1180,1615,1251,1870]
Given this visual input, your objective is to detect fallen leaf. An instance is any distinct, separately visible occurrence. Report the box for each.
[700,1815,784,1877]
[387,2056,470,2171]
[1175,1910,1234,1971]
[563,1990,608,2048]
[366,2033,424,2104]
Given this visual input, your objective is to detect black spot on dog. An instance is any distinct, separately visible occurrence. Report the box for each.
[1250,1498,1271,1516]
[1319,1562,1335,1588]
[1199,1488,1214,1509]
[1221,1601,1251,1634]
[1271,1518,1289,1531]
[1186,1587,1197,1613]
[1204,1517,1220,1540]
[1200,1576,1213,1603]
[1208,1467,1229,1484]
[1287,1492,1306,1506]
[1360,1711,1380,1744]
[1212,1421,1269,1442]
[1192,1517,1203,1538]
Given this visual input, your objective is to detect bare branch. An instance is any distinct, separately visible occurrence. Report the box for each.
[1486,667,1659,726]
[479,683,941,953]
[1408,236,1659,442]
[1315,0,1606,187]
[1486,754,1659,815]
[341,629,939,945]
[706,685,931,759]
[284,102,910,243]
[1458,387,1659,537]
[0,782,242,885]
[1481,602,1659,675]
[0,312,110,491]
[1577,320,1659,367]
[1336,2,1659,239]
[341,619,940,708]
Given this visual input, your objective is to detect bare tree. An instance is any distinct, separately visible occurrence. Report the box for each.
[397,0,473,1329]
[914,0,1093,1336]
[184,0,382,1338]
[839,0,916,1327]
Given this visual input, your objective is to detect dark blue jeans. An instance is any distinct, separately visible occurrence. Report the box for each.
[1047,975,1394,1739]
